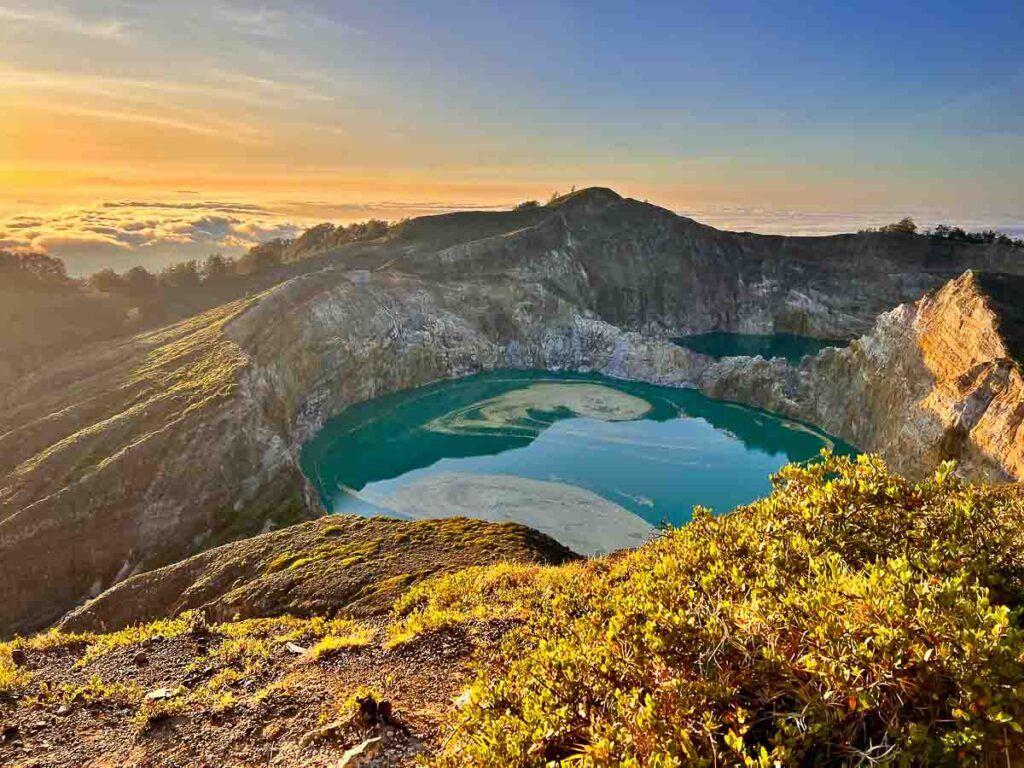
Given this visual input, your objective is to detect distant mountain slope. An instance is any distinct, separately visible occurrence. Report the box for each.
[381,187,1024,338]
[4,189,1020,389]
[0,254,129,385]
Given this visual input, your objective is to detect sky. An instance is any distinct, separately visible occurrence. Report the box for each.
[1,0,1022,274]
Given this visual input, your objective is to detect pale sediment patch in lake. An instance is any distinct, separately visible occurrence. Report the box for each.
[426,382,652,438]
[357,472,655,555]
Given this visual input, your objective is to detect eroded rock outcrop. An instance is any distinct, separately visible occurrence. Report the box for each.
[1,188,1021,637]
[702,271,1024,481]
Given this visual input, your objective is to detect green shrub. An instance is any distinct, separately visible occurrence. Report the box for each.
[388,561,605,648]
[308,622,375,659]
[0,646,31,695]
[879,216,918,234]
[431,453,1024,766]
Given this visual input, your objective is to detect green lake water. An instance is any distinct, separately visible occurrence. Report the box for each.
[301,370,855,554]
[675,332,846,363]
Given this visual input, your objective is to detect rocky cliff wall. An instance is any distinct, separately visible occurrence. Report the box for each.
[701,271,1024,482]
[402,188,1023,339]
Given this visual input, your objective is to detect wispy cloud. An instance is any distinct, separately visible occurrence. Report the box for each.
[271,199,516,220]
[0,65,338,109]
[101,200,270,213]
[8,99,267,144]
[211,3,288,38]
[205,69,338,104]
[209,1,363,41]
[0,4,129,40]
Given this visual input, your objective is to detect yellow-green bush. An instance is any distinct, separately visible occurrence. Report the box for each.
[36,674,144,707]
[431,454,1024,766]
[0,646,31,695]
[388,560,607,648]
[308,621,375,659]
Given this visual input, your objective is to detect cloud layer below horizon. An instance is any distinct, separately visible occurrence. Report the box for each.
[1,0,1021,235]
[0,200,306,275]
[0,198,520,275]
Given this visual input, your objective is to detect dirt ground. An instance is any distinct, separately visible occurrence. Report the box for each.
[0,616,500,767]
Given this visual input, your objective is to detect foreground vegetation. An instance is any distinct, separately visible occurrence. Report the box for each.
[418,453,1024,766]
[3,454,1023,766]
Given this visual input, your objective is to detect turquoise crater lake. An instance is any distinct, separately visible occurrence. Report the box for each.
[301,370,855,554]
[675,332,846,364]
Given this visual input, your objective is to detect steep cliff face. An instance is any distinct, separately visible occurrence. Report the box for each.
[0,300,309,637]
[702,271,1024,482]
[1,188,1021,637]
[224,267,707,457]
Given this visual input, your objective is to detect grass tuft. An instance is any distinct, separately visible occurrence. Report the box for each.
[309,622,376,660]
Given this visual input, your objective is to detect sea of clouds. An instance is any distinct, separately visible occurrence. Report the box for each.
[0,200,308,276]
[680,207,1024,240]
[0,198,515,275]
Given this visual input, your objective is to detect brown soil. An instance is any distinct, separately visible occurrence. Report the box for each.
[0,515,576,767]
[0,618,493,767]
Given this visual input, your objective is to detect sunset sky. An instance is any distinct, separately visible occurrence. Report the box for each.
[2,0,1022,273]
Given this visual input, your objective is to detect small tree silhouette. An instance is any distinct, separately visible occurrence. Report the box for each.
[879,217,917,234]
